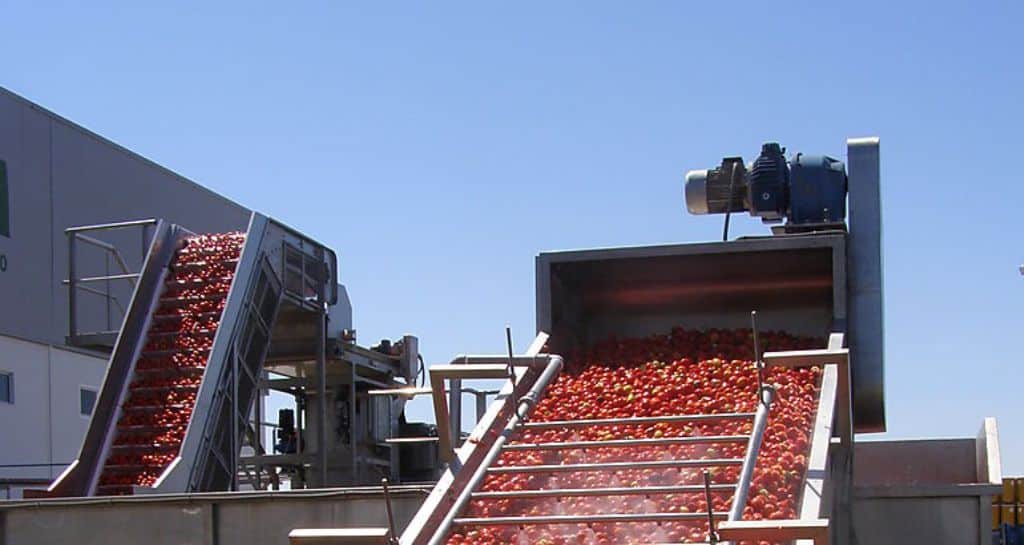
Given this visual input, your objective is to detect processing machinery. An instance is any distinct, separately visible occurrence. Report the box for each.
[290,137,1001,545]
[48,212,435,497]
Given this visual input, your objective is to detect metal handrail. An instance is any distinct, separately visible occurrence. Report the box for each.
[66,219,158,342]
[64,218,159,233]
[726,385,776,524]
[74,234,137,285]
[66,273,140,284]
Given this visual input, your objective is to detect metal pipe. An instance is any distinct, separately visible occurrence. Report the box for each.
[751,311,765,393]
[703,470,719,544]
[317,296,328,487]
[295,394,304,457]
[382,478,399,545]
[68,272,141,283]
[68,234,77,340]
[471,483,734,500]
[64,218,159,233]
[502,434,750,451]
[231,352,239,491]
[473,391,487,422]
[449,378,462,448]
[453,512,728,527]
[74,233,119,252]
[523,412,755,430]
[505,326,518,409]
[105,253,112,336]
[142,222,151,262]
[727,386,775,522]
[348,325,356,485]
[426,355,563,545]
[487,458,744,474]
[449,355,557,366]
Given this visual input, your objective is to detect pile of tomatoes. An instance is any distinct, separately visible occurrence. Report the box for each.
[445,327,821,545]
[96,232,244,495]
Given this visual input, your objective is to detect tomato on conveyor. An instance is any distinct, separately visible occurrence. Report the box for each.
[96,232,245,495]
[445,327,821,545]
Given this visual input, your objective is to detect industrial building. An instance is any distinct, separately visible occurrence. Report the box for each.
[0,86,250,498]
[0,86,1011,545]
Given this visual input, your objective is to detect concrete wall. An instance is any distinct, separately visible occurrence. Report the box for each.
[0,335,107,494]
[0,487,430,545]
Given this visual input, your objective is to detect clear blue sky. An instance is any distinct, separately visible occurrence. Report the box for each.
[3,2,1022,473]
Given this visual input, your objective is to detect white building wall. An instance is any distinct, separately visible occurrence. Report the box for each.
[0,334,106,498]
[50,345,107,470]
[0,335,51,485]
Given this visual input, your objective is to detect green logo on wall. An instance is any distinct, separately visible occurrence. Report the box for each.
[0,160,8,238]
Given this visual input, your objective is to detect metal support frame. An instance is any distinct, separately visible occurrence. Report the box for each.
[846,136,885,433]
[428,333,551,462]
[448,378,462,449]
[316,246,329,487]
[461,388,498,422]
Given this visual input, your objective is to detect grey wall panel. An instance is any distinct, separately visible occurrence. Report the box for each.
[0,92,55,344]
[0,87,252,348]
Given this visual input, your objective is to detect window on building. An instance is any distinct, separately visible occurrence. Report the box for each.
[80,388,97,416]
[0,372,11,404]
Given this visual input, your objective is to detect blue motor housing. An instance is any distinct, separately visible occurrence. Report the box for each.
[789,153,847,224]
[747,142,789,222]
[684,141,849,230]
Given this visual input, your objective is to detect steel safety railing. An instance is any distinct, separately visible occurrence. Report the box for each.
[64,218,158,347]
